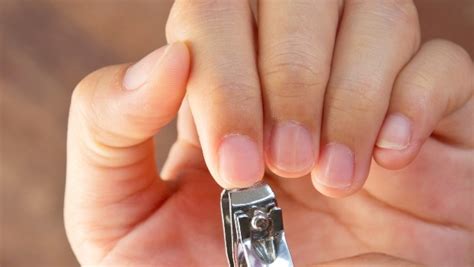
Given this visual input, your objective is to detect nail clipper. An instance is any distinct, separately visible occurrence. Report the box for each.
[220,183,294,267]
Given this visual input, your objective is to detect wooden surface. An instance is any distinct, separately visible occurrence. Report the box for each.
[1,1,472,266]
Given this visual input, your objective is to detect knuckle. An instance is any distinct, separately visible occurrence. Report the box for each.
[262,62,327,98]
[364,0,418,27]
[397,39,474,113]
[167,0,242,40]
[205,80,260,107]
[429,40,474,96]
[351,0,420,48]
[262,57,326,83]
[425,39,472,67]
[403,39,473,96]
[397,72,435,106]
[173,0,224,11]
[397,68,434,94]
[261,44,329,97]
[326,78,388,116]
[385,0,420,47]
[384,0,418,24]
[350,0,418,25]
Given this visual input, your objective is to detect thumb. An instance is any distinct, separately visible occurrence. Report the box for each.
[65,42,189,263]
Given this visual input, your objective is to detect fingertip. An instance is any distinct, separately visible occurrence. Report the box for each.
[217,134,264,189]
[376,113,412,150]
[313,143,354,187]
[153,42,191,87]
[123,42,190,91]
[265,121,316,178]
[372,112,420,169]
[373,141,422,170]
[310,174,358,198]
[310,143,367,198]
[165,42,191,72]
[123,46,168,90]
[122,42,191,130]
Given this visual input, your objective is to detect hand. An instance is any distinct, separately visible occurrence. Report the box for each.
[65,1,474,266]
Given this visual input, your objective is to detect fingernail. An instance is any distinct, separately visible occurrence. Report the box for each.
[376,114,412,150]
[123,45,169,90]
[269,121,314,174]
[218,134,263,186]
[315,143,354,189]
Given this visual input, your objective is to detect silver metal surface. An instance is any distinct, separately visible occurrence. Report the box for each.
[221,183,293,267]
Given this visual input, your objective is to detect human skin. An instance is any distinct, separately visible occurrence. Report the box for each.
[64,1,473,266]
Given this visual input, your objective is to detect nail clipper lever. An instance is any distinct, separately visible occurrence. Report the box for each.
[221,183,293,267]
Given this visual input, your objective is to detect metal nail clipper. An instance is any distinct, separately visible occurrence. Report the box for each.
[220,183,294,267]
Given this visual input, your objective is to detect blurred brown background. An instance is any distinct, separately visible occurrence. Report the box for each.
[1,0,473,266]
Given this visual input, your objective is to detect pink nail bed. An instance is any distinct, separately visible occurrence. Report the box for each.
[376,114,412,150]
[270,122,314,174]
[316,143,354,189]
[218,134,263,186]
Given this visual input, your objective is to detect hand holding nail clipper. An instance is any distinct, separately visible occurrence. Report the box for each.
[65,1,474,266]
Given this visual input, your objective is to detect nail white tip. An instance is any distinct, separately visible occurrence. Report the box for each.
[376,140,409,150]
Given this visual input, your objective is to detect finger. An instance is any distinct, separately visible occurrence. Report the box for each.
[374,39,473,168]
[166,1,264,188]
[312,0,420,197]
[258,0,341,177]
[65,43,190,261]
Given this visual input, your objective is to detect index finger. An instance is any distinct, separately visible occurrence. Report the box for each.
[166,0,264,188]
